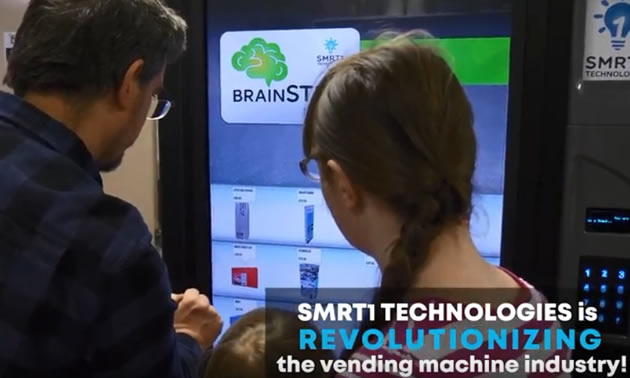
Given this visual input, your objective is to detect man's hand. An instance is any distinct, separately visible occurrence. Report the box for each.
[172,289,223,349]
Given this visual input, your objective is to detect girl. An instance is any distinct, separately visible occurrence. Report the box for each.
[300,34,569,376]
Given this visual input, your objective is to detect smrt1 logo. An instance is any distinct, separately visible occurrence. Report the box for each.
[585,0,630,79]
[594,0,630,51]
[317,37,344,66]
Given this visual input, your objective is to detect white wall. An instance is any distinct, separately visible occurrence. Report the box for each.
[0,0,159,237]
[102,123,159,236]
[0,0,25,92]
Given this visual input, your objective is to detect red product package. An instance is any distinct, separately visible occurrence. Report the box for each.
[231,267,259,288]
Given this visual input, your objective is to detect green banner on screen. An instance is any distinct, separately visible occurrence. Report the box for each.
[360,37,510,85]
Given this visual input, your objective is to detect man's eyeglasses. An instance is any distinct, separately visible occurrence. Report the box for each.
[299,157,321,182]
[147,95,172,121]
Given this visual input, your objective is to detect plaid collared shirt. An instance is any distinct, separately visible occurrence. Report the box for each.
[0,92,202,377]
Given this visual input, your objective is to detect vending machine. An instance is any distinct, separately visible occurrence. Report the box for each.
[159,0,575,336]
[557,0,630,363]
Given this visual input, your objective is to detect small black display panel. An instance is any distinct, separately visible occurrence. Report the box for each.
[578,257,630,336]
[585,208,630,234]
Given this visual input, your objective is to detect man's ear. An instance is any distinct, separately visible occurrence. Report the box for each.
[326,159,362,212]
[115,59,145,110]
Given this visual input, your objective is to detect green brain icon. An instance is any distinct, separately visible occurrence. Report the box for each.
[232,38,288,86]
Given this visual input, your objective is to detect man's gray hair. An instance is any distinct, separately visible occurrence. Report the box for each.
[4,0,187,97]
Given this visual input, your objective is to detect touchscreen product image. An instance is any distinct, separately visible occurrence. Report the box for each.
[231,267,259,288]
[304,205,315,244]
[234,202,250,240]
[208,1,513,326]
[300,263,320,301]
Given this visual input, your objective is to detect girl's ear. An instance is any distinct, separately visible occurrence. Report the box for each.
[326,159,363,212]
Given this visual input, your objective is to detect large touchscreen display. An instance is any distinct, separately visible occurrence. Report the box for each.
[207,1,512,326]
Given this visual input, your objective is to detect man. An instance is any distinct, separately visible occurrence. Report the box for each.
[0,0,222,377]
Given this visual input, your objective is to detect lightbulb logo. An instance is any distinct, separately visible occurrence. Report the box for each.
[324,38,338,54]
[317,38,344,66]
[232,38,288,86]
[594,0,630,51]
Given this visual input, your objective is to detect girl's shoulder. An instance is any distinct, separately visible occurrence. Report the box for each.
[336,270,570,377]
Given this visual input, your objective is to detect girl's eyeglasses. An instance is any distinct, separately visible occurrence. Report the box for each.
[147,95,172,121]
[299,157,321,182]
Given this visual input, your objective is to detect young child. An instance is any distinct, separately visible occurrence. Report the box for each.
[203,308,333,378]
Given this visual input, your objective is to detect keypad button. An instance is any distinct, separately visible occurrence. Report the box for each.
[579,260,629,333]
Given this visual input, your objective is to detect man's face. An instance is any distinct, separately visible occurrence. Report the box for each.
[98,63,165,172]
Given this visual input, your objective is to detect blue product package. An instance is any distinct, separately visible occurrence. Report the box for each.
[304,205,314,244]
[300,262,319,300]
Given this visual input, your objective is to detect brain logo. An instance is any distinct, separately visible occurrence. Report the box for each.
[232,38,288,86]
